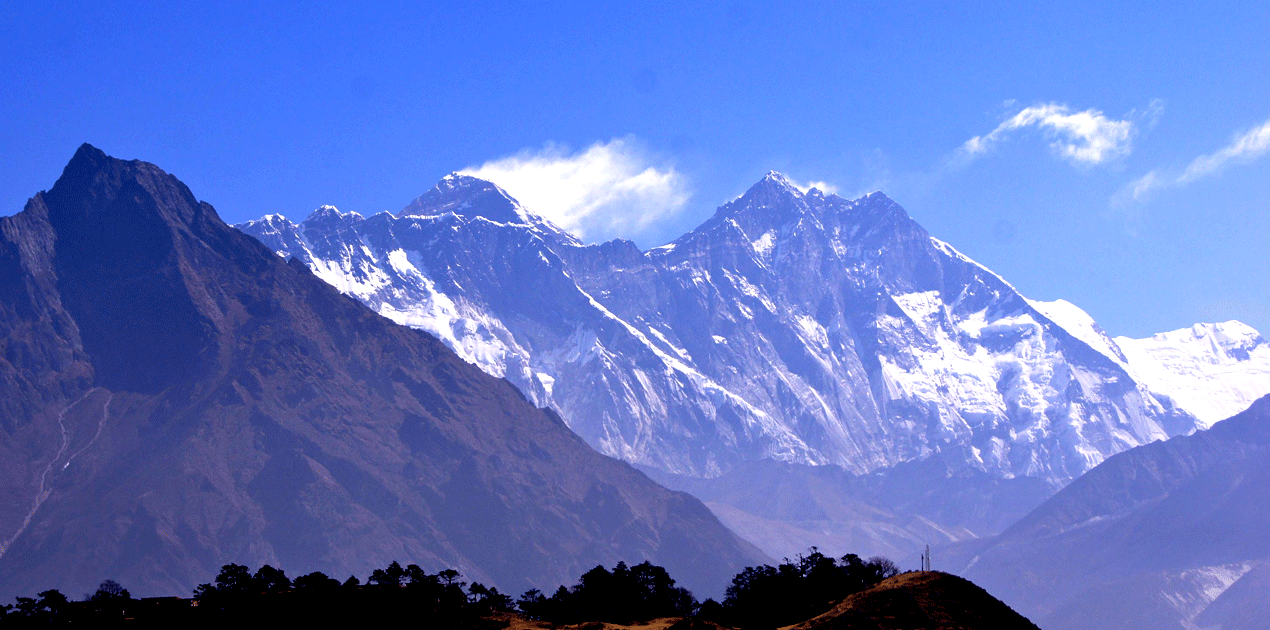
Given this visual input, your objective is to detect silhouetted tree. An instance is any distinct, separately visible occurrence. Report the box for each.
[254,565,290,593]
[437,568,463,588]
[864,556,900,582]
[516,588,547,620]
[293,571,340,592]
[405,563,431,586]
[517,560,695,625]
[90,579,131,602]
[13,597,39,619]
[469,582,514,614]
[697,598,725,623]
[369,560,407,587]
[720,548,902,629]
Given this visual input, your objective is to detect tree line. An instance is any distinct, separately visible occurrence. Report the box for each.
[0,548,899,628]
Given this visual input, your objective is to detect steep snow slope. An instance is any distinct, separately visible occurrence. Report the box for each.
[238,172,1237,488]
[1114,322,1270,428]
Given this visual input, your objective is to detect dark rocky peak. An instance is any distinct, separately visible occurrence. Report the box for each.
[678,173,919,258]
[818,190,928,246]
[0,146,768,599]
[839,190,909,222]
[746,170,804,202]
[399,172,530,225]
[558,237,646,277]
[728,171,809,220]
[32,144,268,394]
[682,171,813,246]
[44,143,209,237]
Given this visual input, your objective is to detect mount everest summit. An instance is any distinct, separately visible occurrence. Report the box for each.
[239,172,1270,489]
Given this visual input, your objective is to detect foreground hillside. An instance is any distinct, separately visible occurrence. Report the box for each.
[788,571,1039,630]
[943,394,1270,629]
[498,572,1038,630]
[0,556,1030,630]
[0,145,764,600]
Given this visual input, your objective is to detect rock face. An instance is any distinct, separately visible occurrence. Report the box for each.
[240,171,1269,487]
[0,145,765,600]
[941,394,1270,630]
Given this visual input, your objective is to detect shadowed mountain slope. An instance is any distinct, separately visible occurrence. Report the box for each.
[942,394,1270,630]
[790,571,1040,630]
[0,144,765,600]
[642,456,1051,563]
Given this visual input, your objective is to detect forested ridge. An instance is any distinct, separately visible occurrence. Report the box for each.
[0,548,900,628]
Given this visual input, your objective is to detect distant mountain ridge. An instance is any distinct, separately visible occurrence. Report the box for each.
[0,145,765,600]
[239,171,1270,487]
[941,394,1270,630]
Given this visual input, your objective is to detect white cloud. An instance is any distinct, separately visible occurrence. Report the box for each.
[459,137,689,242]
[787,177,839,195]
[961,103,1136,166]
[1124,116,1270,201]
[1127,170,1162,200]
[1178,118,1270,183]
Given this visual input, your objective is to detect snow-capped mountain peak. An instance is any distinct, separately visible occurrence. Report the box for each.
[397,173,582,247]
[304,204,363,225]
[238,173,1266,488]
[1115,321,1270,428]
[746,170,805,201]
[400,172,530,224]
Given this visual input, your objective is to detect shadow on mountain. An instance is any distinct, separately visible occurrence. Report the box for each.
[0,144,765,601]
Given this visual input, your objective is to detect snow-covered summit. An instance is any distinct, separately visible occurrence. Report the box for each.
[305,204,363,224]
[395,173,581,247]
[1115,321,1270,428]
[400,173,531,224]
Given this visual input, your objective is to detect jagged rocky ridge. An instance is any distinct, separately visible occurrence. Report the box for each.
[0,145,766,600]
[239,172,1270,487]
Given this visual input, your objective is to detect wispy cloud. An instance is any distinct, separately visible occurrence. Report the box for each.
[787,176,839,195]
[460,137,689,242]
[1178,118,1270,183]
[960,103,1138,166]
[1123,116,1270,201]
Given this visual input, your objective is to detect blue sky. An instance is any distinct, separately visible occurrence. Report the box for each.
[2,1,1268,337]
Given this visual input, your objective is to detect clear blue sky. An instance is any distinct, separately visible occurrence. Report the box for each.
[3,1,1268,337]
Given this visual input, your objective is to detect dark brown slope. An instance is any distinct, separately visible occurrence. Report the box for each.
[789,571,1040,630]
[0,144,765,600]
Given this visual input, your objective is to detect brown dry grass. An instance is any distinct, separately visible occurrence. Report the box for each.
[784,571,1040,630]
[498,614,696,630]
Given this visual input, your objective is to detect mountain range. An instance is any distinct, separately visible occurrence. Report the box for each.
[5,144,1268,624]
[239,170,1270,558]
[0,145,764,600]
